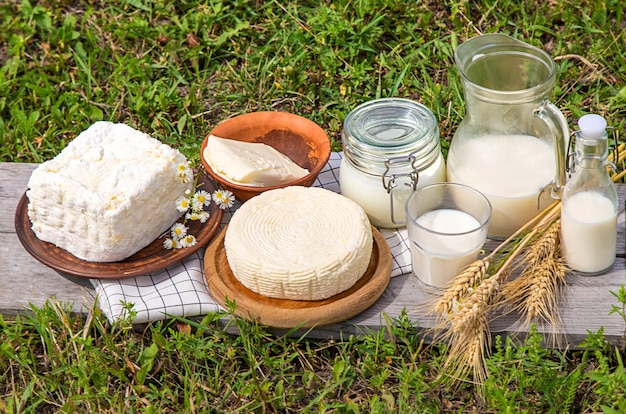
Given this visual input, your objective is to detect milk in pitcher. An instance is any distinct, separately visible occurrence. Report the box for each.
[447,34,569,239]
[447,134,556,238]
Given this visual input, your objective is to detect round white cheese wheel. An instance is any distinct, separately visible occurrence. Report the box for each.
[224,186,373,300]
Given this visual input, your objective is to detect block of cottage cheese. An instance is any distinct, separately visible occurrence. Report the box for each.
[26,121,193,262]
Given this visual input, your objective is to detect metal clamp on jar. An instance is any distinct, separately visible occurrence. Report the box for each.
[340,98,446,228]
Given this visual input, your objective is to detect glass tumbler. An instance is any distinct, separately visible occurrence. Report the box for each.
[405,183,492,291]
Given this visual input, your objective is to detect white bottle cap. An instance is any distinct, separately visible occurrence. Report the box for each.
[578,114,607,140]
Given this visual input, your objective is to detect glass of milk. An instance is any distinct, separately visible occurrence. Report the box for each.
[405,183,492,291]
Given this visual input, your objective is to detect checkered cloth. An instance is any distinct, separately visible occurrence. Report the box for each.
[91,152,413,323]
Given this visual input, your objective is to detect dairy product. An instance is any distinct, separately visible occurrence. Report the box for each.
[447,134,556,238]
[410,209,484,288]
[339,154,446,228]
[203,135,309,186]
[561,191,617,273]
[27,121,192,262]
[224,186,373,300]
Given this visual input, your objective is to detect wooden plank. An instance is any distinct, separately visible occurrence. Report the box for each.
[0,163,95,314]
[262,258,626,347]
[1,162,624,348]
[0,232,95,315]
[0,163,36,232]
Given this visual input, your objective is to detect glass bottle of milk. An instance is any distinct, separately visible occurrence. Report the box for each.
[340,98,446,228]
[560,114,618,274]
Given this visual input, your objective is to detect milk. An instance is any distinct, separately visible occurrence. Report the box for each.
[561,191,617,273]
[410,209,483,288]
[339,155,446,228]
[447,134,556,238]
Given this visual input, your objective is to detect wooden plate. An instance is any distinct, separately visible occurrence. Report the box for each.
[15,172,223,279]
[204,225,392,328]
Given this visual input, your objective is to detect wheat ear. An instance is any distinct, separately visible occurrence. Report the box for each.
[431,200,562,388]
[440,316,489,386]
[431,259,490,316]
[610,143,625,181]
[503,252,567,326]
[525,256,567,324]
[521,219,561,269]
[447,273,502,334]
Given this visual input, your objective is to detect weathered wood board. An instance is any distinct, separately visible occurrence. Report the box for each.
[0,163,96,314]
[1,162,624,347]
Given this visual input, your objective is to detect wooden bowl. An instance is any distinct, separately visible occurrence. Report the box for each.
[200,112,331,201]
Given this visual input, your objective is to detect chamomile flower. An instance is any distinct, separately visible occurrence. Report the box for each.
[185,212,200,221]
[187,211,211,223]
[163,238,179,250]
[213,189,235,209]
[170,222,188,239]
[175,196,191,213]
[197,211,211,223]
[212,189,225,203]
[185,211,210,222]
[176,163,193,183]
[180,234,197,248]
[166,165,229,251]
[192,190,212,211]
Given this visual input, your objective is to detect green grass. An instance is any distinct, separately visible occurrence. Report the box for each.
[1,0,626,412]
[2,0,624,164]
[2,301,626,412]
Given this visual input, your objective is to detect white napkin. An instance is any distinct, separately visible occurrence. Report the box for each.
[91,152,413,323]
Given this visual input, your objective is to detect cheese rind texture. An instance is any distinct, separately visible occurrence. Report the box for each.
[224,186,373,300]
[204,134,309,186]
[26,121,193,262]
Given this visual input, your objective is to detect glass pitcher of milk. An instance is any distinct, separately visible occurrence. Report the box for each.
[446,33,569,239]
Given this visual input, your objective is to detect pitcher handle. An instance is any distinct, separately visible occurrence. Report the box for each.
[534,100,569,199]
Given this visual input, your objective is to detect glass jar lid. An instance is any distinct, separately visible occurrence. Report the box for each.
[342,98,440,171]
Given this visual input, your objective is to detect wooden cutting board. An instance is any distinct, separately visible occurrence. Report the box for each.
[204,225,392,328]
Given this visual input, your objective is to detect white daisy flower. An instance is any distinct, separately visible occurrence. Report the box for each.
[165,165,206,251]
[176,164,193,183]
[213,189,235,209]
[180,234,197,248]
[197,211,211,223]
[212,189,225,203]
[175,196,191,213]
[192,190,212,210]
[163,238,177,249]
[170,223,188,239]
[185,212,200,221]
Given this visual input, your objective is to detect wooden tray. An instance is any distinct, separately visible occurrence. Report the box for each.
[204,225,392,328]
[15,172,223,279]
